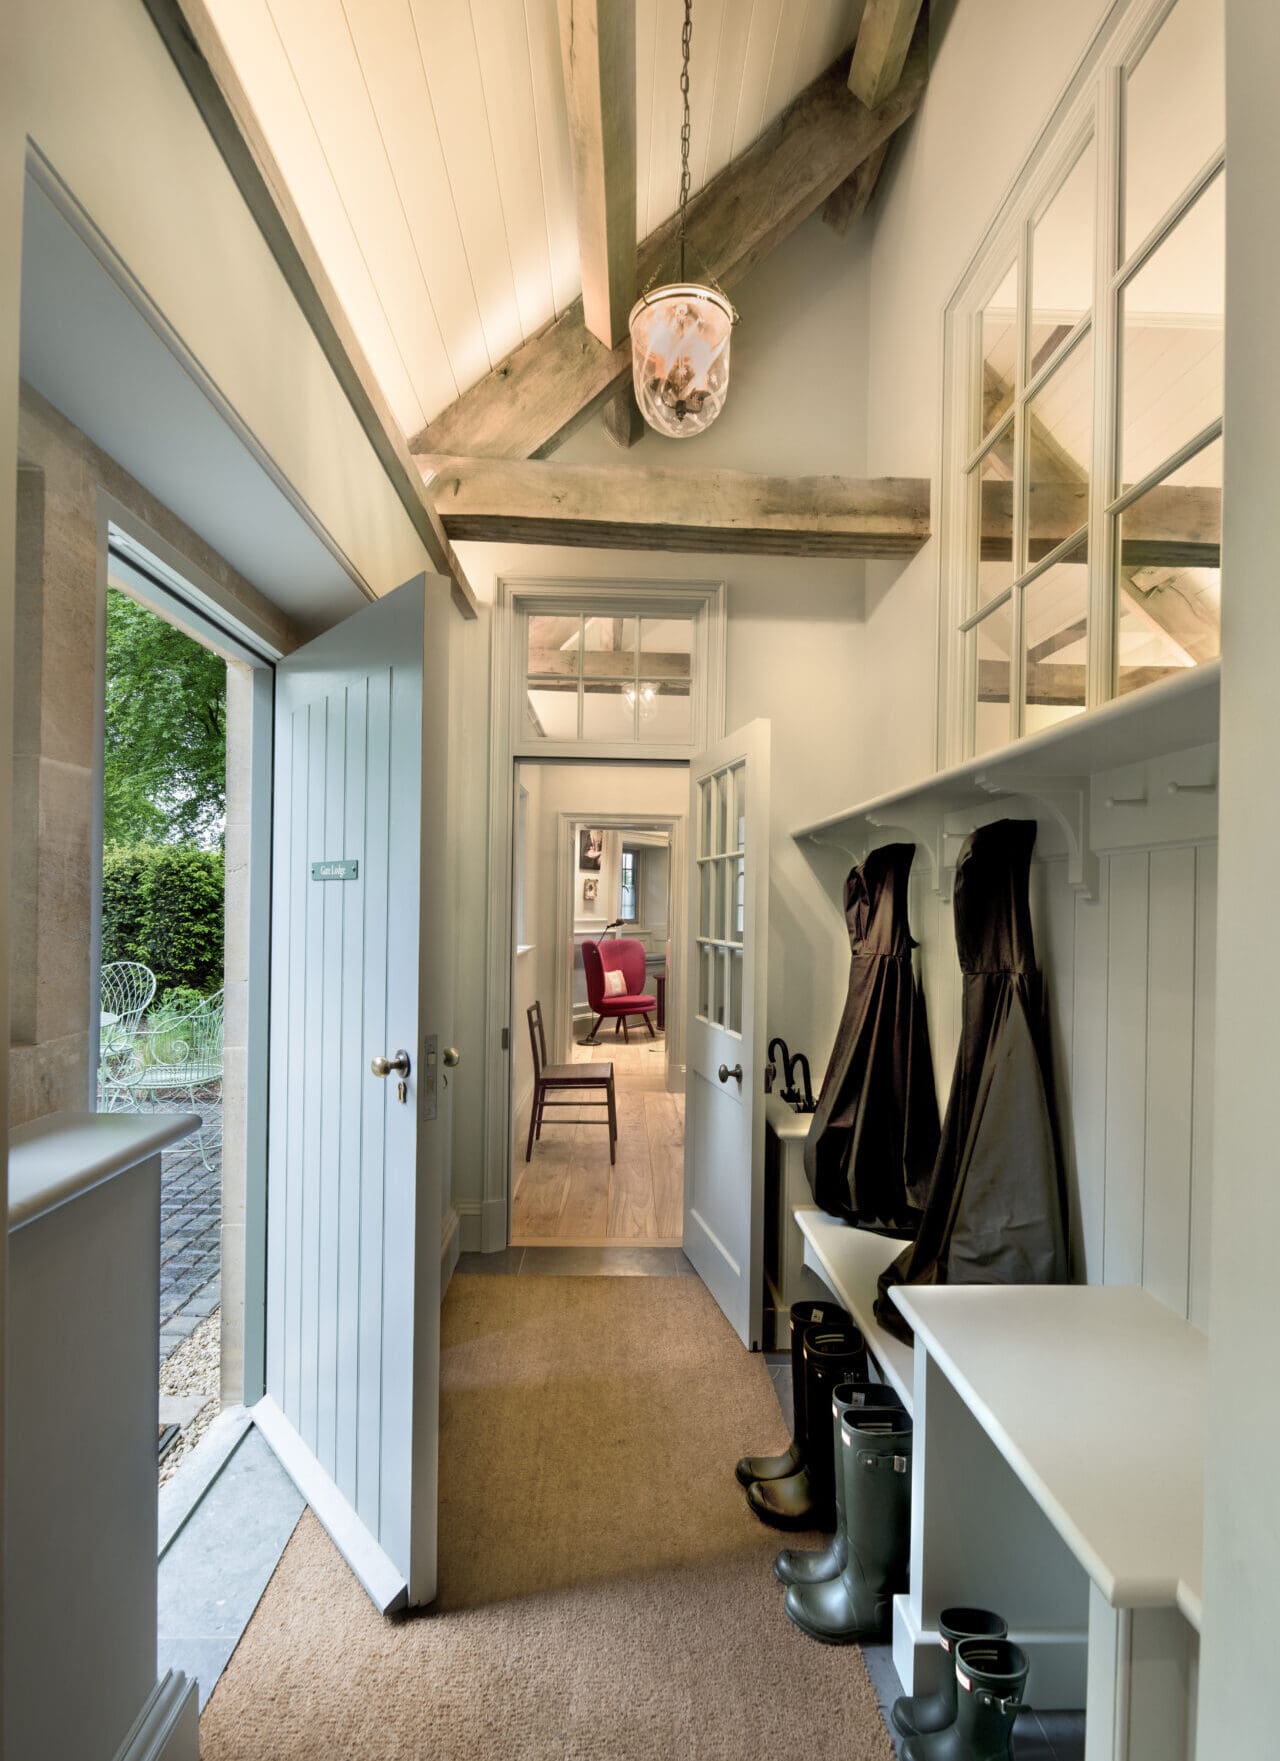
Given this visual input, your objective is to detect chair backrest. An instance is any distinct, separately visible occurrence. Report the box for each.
[600,937,647,995]
[100,960,157,1036]
[141,988,224,1079]
[526,1000,547,1081]
[581,940,605,1010]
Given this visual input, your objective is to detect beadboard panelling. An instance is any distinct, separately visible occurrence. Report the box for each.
[907,841,1217,1323]
[202,0,866,435]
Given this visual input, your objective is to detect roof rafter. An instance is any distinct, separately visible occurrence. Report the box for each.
[409,29,928,464]
[558,0,637,350]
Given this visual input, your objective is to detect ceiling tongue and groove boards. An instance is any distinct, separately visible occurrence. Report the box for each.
[411,30,928,462]
[422,456,931,559]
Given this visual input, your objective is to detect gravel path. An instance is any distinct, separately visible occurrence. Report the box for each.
[159,1308,221,1486]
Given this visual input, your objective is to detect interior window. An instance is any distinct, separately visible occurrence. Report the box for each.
[524,610,696,746]
[618,849,639,923]
[952,0,1224,754]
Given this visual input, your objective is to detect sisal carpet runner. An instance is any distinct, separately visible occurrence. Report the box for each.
[200,1274,894,1760]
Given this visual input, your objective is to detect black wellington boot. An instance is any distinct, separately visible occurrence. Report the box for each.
[891,1607,1008,1737]
[782,1406,911,1641]
[735,1301,848,1489]
[901,1639,1029,1761]
[746,1320,867,1530]
[774,1381,905,1586]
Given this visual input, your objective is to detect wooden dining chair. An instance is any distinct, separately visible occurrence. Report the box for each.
[526,1000,617,1165]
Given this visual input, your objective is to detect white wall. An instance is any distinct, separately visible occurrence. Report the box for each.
[1195,2,1280,1748]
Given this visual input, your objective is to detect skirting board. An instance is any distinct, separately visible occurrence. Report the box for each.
[251,1395,407,1614]
[441,1204,461,1293]
[893,1593,1087,1710]
[114,1670,198,1761]
[457,1196,509,1253]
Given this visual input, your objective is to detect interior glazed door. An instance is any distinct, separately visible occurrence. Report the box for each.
[257,573,455,1613]
[684,720,771,1347]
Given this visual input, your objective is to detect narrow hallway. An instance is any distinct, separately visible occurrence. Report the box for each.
[198,1269,894,1760]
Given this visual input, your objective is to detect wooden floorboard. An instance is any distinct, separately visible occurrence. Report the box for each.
[511,1030,684,1247]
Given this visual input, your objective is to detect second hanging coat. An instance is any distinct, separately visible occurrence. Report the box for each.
[875,818,1070,1342]
[803,843,940,1231]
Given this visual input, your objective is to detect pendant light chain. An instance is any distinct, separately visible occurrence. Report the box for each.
[678,0,692,281]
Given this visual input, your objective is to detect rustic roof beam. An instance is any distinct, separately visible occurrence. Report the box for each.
[410,31,928,462]
[558,0,637,349]
[848,0,928,110]
[421,454,930,559]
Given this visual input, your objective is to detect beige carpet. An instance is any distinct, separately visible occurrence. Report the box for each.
[200,1275,894,1760]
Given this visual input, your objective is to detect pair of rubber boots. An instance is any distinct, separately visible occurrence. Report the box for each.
[735,1300,869,1530]
[893,1606,1029,1760]
[773,1376,912,1642]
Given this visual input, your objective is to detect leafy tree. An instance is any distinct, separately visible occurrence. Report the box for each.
[103,588,227,847]
[101,844,225,998]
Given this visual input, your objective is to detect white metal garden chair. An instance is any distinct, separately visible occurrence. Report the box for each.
[97,960,157,1111]
[120,988,225,1169]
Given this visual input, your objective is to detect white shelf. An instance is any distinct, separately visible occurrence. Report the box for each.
[792,661,1220,853]
[796,1210,915,1408]
[892,1283,1206,1627]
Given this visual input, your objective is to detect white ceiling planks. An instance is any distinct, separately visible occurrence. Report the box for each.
[201,0,867,438]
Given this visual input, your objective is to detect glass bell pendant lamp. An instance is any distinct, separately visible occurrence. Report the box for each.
[628,0,736,439]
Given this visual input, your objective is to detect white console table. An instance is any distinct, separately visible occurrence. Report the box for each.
[7,1111,201,1761]
[797,1212,1204,1761]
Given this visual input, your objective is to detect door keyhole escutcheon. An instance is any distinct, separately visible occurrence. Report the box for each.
[718,1063,743,1085]
[371,1050,411,1079]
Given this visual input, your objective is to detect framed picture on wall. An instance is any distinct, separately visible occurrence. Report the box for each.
[579,827,604,871]
[582,876,598,903]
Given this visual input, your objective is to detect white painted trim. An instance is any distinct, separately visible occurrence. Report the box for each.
[112,1671,198,1761]
[440,1204,461,1294]
[251,1395,408,1613]
[482,577,724,1254]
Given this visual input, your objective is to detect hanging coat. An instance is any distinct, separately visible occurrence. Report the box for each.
[875,818,1069,1343]
[803,844,941,1231]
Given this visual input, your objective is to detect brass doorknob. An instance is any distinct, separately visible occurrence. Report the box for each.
[442,1046,461,1068]
[371,1050,411,1079]
[717,1063,743,1085]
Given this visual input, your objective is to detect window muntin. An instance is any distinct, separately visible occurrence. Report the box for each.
[618,849,639,923]
[524,609,697,746]
[950,0,1224,758]
[694,761,745,1034]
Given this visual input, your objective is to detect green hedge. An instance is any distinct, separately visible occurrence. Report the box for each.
[102,843,224,1000]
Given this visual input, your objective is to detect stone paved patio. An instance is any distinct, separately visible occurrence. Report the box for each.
[159,1102,222,1365]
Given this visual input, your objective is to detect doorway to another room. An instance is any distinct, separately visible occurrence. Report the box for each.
[509,760,688,1250]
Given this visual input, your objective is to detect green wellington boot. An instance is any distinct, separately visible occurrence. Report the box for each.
[774,1380,905,1586]
[735,1301,847,1490]
[782,1406,911,1641]
[746,1320,868,1530]
[891,1607,1008,1737]
[901,1638,1029,1761]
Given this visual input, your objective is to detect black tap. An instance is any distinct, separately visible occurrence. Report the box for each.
[767,1036,796,1102]
[790,1052,816,1113]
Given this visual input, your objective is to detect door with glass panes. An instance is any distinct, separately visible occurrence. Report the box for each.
[683,720,771,1347]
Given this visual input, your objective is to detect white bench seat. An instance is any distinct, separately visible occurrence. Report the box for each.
[796,1209,915,1409]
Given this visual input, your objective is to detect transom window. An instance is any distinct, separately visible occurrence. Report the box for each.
[948,0,1224,760]
[525,612,694,745]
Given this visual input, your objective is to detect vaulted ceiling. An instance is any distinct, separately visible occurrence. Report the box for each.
[199,0,869,442]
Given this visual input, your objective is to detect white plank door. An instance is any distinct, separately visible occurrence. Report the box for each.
[683,719,771,1347]
[256,573,455,1613]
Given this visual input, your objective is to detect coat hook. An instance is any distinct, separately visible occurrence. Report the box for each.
[1105,792,1147,809]
[1167,779,1218,795]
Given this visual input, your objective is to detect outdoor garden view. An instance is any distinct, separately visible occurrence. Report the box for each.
[98,587,227,1480]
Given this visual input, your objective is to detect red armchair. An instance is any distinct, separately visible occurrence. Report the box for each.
[582,937,657,1043]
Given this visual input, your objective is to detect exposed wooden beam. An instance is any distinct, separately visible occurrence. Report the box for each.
[848,0,927,110]
[142,0,478,618]
[411,34,927,463]
[602,384,644,449]
[558,0,637,349]
[529,648,689,680]
[979,659,1182,706]
[822,138,892,234]
[421,455,930,559]
[980,481,1222,569]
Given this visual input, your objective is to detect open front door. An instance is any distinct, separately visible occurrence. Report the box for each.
[684,719,771,1348]
[256,574,455,1613]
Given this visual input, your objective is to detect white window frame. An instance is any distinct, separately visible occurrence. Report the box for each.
[937,0,1225,766]
[505,579,725,761]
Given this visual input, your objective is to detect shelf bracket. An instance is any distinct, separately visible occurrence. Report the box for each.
[864,810,943,896]
[973,771,1099,899]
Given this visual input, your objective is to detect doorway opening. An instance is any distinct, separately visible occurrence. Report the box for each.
[509,760,688,1250]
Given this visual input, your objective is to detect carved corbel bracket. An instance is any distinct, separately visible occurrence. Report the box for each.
[864,810,943,895]
[973,771,1099,899]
